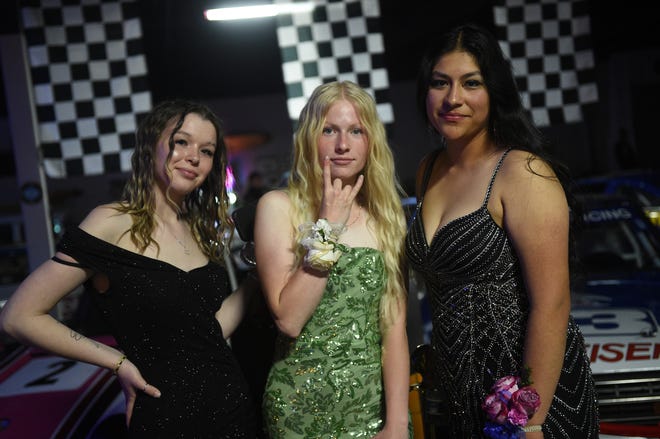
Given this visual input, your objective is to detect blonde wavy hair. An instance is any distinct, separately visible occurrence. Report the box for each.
[287,81,407,332]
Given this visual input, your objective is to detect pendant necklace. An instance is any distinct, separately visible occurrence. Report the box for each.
[346,206,362,228]
[171,232,191,255]
[155,213,191,255]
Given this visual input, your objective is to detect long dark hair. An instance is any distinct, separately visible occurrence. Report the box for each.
[417,23,549,153]
[416,23,582,273]
[117,99,231,263]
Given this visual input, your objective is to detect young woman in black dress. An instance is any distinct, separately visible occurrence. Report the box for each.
[405,24,599,438]
[0,100,257,438]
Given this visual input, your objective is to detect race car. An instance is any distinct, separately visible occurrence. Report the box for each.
[575,170,660,227]
[0,335,127,438]
[571,192,660,433]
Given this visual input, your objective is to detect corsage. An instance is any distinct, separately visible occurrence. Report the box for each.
[298,219,347,272]
[482,370,542,438]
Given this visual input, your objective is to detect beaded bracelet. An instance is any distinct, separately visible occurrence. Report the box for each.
[521,425,543,433]
[113,355,127,375]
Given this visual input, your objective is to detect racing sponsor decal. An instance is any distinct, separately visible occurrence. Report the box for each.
[585,340,660,363]
[583,207,633,223]
[573,307,660,373]
[573,308,656,336]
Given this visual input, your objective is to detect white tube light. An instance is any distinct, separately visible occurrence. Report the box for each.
[204,2,315,21]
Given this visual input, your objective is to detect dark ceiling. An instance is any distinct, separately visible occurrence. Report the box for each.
[1,0,659,113]
[137,0,497,101]
[137,0,660,102]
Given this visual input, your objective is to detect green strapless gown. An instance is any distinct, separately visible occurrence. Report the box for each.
[263,247,390,438]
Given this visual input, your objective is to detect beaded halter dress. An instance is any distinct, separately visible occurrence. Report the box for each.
[405,149,599,438]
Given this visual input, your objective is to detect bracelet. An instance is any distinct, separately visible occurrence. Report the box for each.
[298,219,346,272]
[113,355,127,375]
[522,425,543,433]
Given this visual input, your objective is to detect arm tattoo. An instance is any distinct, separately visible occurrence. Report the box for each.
[69,330,83,341]
[69,330,100,348]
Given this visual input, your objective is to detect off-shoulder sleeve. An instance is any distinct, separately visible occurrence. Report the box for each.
[51,255,86,268]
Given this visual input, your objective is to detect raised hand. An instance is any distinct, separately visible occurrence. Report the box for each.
[319,155,364,225]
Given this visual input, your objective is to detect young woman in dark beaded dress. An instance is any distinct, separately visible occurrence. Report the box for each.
[405,24,599,438]
[0,100,257,437]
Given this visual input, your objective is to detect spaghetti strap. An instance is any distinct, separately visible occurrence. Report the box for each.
[481,148,512,207]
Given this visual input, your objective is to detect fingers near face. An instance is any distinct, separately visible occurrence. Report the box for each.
[317,99,368,185]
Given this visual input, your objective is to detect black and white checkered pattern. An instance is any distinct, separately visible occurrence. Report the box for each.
[493,0,598,127]
[21,0,152,178]
[275,0,393,127]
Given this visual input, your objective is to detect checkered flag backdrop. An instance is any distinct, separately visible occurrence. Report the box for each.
[275,0,393,128]
[493,0,598,127]
[20,0,152,178]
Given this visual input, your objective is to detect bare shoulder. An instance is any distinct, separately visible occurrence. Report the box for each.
[255,190,295,241]
[496,150,566,215]
[256,189,291,213]
[78,203,132,243]
[498,149,558,185]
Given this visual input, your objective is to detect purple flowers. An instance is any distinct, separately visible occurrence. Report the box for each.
[482,374,541,438]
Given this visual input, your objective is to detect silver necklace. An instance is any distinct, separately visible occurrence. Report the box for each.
[155,213,191,255]
[347,206,362,228]
[171,232,191,255]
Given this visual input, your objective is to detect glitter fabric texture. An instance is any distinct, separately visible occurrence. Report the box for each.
[405,150,599,438]
[56,227,256,438]
[263,247,399,438]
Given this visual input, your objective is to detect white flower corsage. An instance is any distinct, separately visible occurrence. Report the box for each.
[299,219,347,272]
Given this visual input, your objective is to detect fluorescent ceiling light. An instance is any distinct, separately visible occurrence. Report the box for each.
[204,2,315,21]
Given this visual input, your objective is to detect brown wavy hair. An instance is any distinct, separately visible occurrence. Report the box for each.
[115,99,231,264]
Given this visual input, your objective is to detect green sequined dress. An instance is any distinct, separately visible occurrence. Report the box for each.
[263,247,389,438]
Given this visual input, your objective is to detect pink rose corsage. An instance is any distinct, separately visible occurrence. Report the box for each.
[482,372,541,438]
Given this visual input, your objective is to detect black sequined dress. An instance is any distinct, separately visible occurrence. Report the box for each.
[405,150,599,438]
[56,227,256,438]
